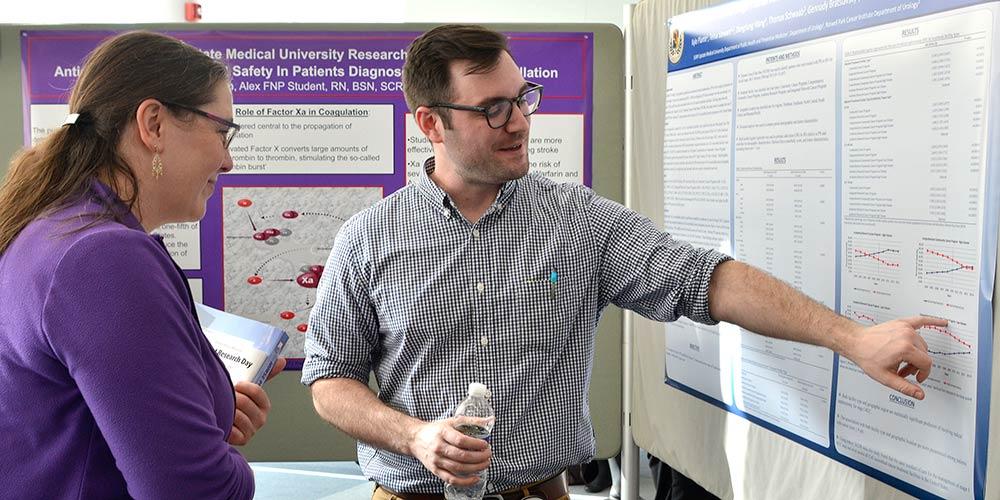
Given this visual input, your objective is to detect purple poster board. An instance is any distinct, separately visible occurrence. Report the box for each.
[21,30,594,369]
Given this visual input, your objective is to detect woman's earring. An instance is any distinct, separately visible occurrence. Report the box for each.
[152,147,164,179]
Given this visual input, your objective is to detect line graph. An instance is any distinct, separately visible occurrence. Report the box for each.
[853,248,900,268]
[921,324,973,356]
[844,304,890,329]
[845,233,902,284]
[851,311,878,324]
[924,250,974,274]
[916,241,978,296]
[844,304,975,384]
[919,318,977,392]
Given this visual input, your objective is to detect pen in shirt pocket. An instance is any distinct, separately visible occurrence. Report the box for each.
[549,271,558,301]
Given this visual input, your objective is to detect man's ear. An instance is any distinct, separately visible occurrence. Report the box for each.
[134,98,166,151]
[414,106,445,144]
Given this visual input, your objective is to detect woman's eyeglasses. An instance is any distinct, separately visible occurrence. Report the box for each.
[162,101,241,149]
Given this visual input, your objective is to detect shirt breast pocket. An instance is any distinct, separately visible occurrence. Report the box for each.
[506,274,576,353]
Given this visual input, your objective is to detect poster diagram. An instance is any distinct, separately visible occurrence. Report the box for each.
[222,186,382,358]
[845,302,975,383]
[917,239,979,297]
[846,231,902,285]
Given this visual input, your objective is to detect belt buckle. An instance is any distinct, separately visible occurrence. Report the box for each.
[483,495,505,500]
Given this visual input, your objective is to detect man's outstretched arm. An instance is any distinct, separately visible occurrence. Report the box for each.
[707,260,945,400]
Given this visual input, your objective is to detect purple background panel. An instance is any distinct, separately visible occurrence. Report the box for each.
[21,29,595,369]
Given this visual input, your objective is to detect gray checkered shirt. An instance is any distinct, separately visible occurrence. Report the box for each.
[302,158,730,493]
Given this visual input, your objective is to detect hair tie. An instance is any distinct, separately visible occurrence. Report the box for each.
[63,112,92,127]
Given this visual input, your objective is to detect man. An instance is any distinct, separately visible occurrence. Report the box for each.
[302,24,943,499]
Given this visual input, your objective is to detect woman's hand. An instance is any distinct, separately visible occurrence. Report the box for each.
[228,357,287,445]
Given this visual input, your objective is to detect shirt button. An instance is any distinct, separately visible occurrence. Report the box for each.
[472,229,481,239]
[476,282,485,293]
[480,336,489,346]
[496,203,504,210]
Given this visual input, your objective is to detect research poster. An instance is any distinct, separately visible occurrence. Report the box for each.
[22,30,594,368]
[662,1,998,498]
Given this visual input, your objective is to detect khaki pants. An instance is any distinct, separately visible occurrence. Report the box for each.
[371,485,409,500]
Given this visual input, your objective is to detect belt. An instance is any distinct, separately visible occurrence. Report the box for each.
[377,472,569,500]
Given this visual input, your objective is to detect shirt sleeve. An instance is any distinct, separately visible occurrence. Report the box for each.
[585,191,732,325]
[301,216,380,386]
[41,229,253,500]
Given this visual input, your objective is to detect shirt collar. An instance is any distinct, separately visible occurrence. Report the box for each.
[89,178,144,231]
[416,157,519,219]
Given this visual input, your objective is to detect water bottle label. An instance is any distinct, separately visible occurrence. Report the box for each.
[454,423,490,440]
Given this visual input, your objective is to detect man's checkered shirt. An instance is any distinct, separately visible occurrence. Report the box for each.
[302,159,731,493]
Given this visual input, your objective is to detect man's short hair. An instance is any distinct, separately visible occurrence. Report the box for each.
[402,24,510,127]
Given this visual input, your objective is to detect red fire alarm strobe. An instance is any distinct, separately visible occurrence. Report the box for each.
[185,2,202,22]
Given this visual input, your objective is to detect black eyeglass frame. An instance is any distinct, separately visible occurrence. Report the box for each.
[161,100,241,149]
[427,82,544,129]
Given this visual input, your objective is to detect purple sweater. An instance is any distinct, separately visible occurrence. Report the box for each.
[0,182,253,499]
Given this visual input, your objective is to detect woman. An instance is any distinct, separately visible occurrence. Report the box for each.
[0,31,282,499]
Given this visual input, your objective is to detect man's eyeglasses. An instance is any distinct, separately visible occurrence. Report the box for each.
[162,100,241,149]
[428,82,544,129]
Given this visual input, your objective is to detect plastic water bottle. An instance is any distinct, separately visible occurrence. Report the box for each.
[443,383,495,500]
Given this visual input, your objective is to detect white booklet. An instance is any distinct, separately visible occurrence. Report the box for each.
[195,303,288,386]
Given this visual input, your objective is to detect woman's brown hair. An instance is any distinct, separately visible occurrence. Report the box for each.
[0,31,229,253]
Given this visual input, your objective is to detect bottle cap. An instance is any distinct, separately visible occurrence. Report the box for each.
[468,382,490,398]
